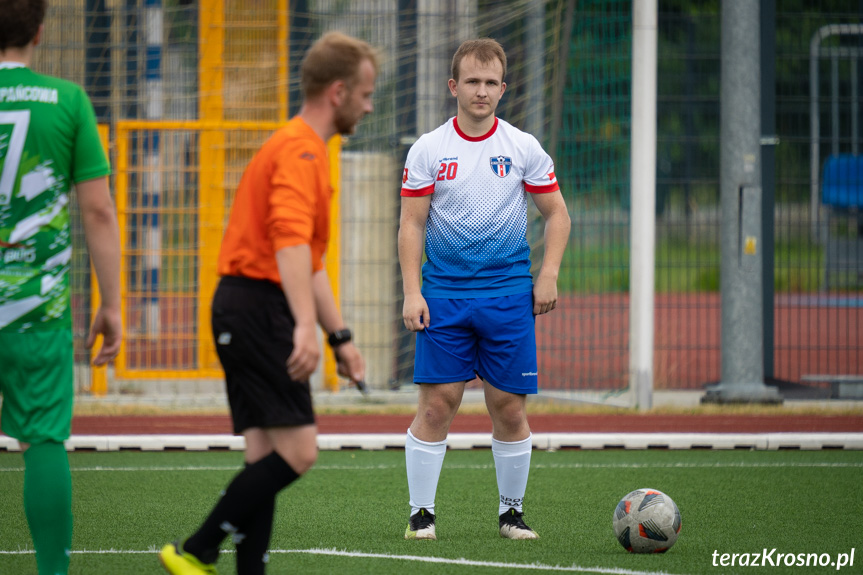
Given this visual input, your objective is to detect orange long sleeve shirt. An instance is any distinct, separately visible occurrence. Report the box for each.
[217,117,331,283]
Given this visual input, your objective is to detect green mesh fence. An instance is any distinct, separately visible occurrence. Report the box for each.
[25,0,862,401]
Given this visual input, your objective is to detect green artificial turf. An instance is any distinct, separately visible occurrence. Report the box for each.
[0,448,860,574]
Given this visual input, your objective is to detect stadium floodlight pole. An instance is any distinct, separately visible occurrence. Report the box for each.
[629,0,657,411]
[702,0,781,404]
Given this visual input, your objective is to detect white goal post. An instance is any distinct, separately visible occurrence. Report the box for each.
[629,0,658,410]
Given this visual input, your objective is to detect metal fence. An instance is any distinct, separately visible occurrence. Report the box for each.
[654,1,862,393]
[32,0,862,398]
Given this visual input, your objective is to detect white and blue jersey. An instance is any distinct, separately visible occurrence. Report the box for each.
[401,116,559,298]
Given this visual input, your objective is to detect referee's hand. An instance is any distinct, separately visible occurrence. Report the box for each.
[287,323,320,381]
[334,342,365,385]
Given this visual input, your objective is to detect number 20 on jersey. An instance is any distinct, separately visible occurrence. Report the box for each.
[437,162,458,181]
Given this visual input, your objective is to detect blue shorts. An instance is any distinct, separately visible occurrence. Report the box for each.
[413,292,538,394]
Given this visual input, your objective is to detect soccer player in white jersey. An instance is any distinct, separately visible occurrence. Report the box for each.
[399,38,571,540]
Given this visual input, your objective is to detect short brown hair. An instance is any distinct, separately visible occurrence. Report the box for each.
[0,0,47,51]
[301,31,379,99]
[451,38,507,83]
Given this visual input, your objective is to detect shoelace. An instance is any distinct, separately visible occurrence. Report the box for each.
[413,509,435,529]
[502,510,530,528]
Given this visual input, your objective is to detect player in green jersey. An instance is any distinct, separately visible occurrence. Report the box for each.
[0,1,122,573]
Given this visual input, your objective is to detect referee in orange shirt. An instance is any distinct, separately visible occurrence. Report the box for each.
[160,32,378,575]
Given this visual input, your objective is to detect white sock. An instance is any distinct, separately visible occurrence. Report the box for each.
[405,428,447,516]
[492,434,532,515]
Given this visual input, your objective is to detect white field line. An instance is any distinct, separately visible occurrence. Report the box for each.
[0,461,861,473]
[274,548,686,574]
[3,432,863,451]
[0,547,685,575]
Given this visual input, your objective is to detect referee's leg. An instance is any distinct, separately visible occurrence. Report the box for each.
[232,425,317,573]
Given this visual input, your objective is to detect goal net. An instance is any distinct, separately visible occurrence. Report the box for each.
[32,0,633,407]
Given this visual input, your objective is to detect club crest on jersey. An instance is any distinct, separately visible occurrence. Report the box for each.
[490,155,513,178]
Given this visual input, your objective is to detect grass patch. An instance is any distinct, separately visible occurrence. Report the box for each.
[72,403,230,417]
[559,239,825,293]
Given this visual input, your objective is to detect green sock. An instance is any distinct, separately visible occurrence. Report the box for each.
[23,441,72,575]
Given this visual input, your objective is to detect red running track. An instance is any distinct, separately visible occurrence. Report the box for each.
[70,413,863,435]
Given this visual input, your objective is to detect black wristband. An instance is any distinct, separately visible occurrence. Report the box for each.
[328,328,352,348]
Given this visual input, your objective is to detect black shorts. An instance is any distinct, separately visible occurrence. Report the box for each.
[212,275,315,434]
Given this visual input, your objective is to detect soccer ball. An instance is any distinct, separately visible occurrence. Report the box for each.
[612,488,681,553]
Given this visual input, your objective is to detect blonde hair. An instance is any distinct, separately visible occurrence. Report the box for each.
[301,31,379,99]
[451,38,507,83]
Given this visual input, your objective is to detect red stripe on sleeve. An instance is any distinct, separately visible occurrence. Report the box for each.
[401,183,435,197]
[525,181,560,194]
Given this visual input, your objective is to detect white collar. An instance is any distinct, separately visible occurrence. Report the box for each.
[0,62,27,70]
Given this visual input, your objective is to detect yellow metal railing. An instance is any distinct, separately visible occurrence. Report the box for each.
[323,137,341,390]
[89,3,343,391]
[88,124,111,395]
[104,120,341,389]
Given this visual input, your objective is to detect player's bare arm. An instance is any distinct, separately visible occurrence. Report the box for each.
[311,269,365,383]
[276,245,320,381]
[531,189,571,315]
[77,176,122,364]
[398,195,432,331]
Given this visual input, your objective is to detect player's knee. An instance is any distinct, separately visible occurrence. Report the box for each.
[293,445,318,474]
[420,399,458,427]
[273,442,317,475]
[490,404,527,434]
